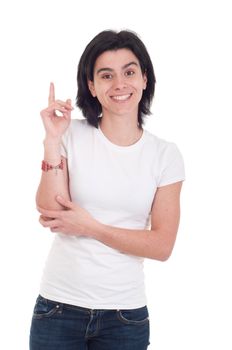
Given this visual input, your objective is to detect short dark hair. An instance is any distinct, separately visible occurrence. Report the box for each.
[76,30,156,129]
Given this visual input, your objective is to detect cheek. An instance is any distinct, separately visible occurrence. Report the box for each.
[94,91,108,107]
[95,85,111,100]
[134,82,145,97]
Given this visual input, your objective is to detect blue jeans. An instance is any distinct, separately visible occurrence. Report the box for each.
[29,295,150,349]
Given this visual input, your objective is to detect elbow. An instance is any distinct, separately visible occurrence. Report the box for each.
[149,243,174,262]
[35,190,63,211]
[158,251,172,262]
[148,228,177,261]
[35,193,46,210]
[153,251,172,262]
[160,244,175,261]
[35,193,41,208]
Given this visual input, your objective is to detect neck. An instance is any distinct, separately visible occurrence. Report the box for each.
[99,112,143,147]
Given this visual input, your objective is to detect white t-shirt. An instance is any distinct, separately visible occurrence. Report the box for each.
[39,118,185,309]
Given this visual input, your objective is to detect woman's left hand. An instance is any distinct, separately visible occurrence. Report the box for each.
[37,196,100,236]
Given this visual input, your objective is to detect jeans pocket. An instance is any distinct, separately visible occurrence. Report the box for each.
[117,306,149,325]
[32,295,62,319]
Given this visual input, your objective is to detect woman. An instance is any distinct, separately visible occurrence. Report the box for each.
[30,30,185,350]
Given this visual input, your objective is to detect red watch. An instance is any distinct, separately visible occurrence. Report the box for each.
[41,159,64,172]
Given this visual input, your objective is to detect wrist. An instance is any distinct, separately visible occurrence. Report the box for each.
[43,136,62,146]
[88,220,105,240]
[42,159,64,173]
[43,139,62,163]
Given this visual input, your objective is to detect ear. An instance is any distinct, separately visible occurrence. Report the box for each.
[143,73,148,90]
[88,80,97,97]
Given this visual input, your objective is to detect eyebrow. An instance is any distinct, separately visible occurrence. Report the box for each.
[96,61,139,75]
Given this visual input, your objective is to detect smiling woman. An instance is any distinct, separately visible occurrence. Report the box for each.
[77,30,155,130]
[88,49,147,127]
[29,30,185,350]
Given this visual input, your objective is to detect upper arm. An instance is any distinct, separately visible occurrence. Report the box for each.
[150,181,183,257]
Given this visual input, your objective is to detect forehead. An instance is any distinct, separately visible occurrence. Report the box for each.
[94,48,140,71]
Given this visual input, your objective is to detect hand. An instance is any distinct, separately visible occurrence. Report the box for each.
[37,196,100,237]
[40,82,73,141]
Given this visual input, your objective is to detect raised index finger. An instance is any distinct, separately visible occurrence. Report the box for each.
[48,82,55,105]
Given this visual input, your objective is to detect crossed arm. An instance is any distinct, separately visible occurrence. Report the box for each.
[37,159,183,261]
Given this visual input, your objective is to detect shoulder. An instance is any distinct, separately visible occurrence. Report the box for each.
[65,117,95,139]
[61,118,94,149]
[69,117,92,131]
[144,128,185,186]
[144,128,181,158]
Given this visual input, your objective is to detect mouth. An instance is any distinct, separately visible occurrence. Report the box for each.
[110,93,132,102]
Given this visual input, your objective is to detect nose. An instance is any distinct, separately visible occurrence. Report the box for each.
[113,74,127,90]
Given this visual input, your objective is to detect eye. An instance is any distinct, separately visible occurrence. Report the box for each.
[125,70,135,77]
[101,73,113,80]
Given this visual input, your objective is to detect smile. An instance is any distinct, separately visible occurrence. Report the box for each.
[111,94,132,101]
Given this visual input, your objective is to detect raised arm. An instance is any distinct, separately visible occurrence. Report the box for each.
[36,83,73,210]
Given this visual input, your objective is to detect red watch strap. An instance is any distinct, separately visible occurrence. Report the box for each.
[41,159,64,172]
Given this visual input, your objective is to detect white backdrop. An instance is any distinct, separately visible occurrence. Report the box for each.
[0,0,231,349]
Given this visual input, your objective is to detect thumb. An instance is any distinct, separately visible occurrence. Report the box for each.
[56,195,73,209]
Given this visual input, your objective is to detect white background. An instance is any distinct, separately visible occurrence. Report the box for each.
[0,0,231,349]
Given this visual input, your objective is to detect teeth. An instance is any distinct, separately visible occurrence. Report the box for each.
[112,94,131,101]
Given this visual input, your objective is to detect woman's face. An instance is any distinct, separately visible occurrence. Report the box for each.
[88,48,147,117]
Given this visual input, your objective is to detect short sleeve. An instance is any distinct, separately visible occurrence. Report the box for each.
[157,143,185,187]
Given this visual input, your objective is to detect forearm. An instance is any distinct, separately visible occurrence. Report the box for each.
[91,223,176,261]
[37,189,180,260]
[36,139,70,210]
